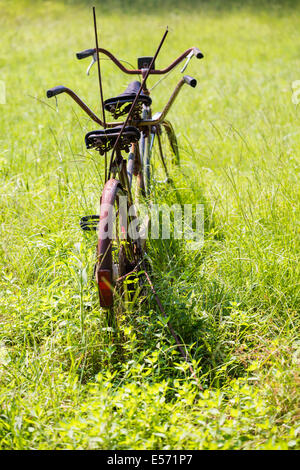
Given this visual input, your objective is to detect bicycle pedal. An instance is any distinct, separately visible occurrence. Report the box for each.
[80,215,99,231]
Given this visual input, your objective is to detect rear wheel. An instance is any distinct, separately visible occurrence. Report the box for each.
[96,179,142,311]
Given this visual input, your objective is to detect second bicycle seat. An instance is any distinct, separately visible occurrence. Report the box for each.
[85,126,140,155]
[104,81,152,119]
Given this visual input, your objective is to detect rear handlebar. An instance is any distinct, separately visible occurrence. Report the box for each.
[46,86,66,98]
[46,86,109,127]
[46,73,197,129]
[183,75,197,88]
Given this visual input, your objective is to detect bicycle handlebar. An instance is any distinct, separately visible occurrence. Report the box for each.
[46,74,197,129]
[76,47,203,74]
[76,48,95,60]
[46,86,66,98]
[192,48,203,59]
[46,85,108,127]
[183,75,197,88]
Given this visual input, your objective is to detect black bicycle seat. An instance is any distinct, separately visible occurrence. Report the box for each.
[104,81,152,118]
[85,126,140,155]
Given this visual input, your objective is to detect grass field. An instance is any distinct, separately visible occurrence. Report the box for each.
[0,0,299,450]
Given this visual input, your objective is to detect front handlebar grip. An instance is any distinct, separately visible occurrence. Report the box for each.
[76,48,95,60]
[46,86,67,98]
[183,75,197,88]
[193,47,204,59]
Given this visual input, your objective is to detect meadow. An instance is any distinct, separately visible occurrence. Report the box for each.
[0,0,299,449]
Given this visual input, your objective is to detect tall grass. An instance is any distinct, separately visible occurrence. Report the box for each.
[0,0,299,449]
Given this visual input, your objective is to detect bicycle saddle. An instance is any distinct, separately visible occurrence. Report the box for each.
[85,126,140,155]
[104,81,152,118]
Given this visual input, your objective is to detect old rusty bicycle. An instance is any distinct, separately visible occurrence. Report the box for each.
[47,34,203,312]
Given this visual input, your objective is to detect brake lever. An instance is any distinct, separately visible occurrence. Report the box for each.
[180,50,194,73]
[86,52,98,76]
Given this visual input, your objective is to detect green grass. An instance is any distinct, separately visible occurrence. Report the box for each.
[0,0,299,450]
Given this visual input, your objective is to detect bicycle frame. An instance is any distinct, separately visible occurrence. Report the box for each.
[47,27,203,308]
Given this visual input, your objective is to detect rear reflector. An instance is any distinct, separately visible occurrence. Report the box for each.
[97,269,113,307]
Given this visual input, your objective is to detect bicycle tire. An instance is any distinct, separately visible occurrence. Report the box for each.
[96,178,142,309]
[141,120,180,195]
